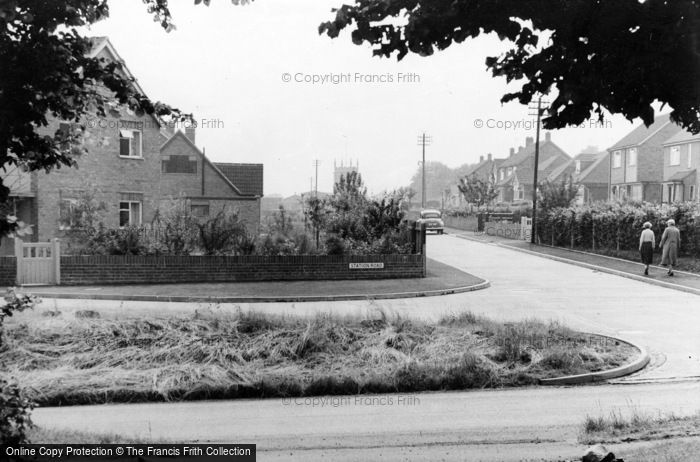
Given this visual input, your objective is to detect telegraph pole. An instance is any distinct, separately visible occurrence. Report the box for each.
[312,159,321,197]
[528,96,549,244]
[417,133,432,209]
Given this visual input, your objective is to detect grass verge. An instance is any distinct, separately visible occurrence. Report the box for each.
[580,408,700,462]
[1,309,637,406]
[581,408,700,444]
[27,427,171,444]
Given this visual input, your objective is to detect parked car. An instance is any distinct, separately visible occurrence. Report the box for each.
[417,209,444,234]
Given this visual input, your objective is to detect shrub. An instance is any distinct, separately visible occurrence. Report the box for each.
[198,210,250,255]
[537,200,700,256]
[149,199,200,255]
[1,289,38,348]
[0,377,34,444]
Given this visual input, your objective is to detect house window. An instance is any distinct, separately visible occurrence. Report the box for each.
[690,185,696,201]
[575,161,581,174]
[670,146,681,166]
[514,186,525,201]
[59,198,78,230]
[119,201,142,227]
[613,150,621,168]
[191,204,210,217]
[500,170,505,180]
[119,124,143,158]
[628,148,637,166]
[667,184,676,203]
[162,155,197,174]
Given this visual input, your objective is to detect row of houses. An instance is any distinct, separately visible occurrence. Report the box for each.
[1,37,264,256]
[455,113,700,207]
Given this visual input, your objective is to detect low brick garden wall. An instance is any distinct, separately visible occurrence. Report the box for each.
[59,254,426,285]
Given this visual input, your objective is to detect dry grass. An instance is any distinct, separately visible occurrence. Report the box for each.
[581,408,700,444]
[0,309,637,406]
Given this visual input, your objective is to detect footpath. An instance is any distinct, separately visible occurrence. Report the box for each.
[447,227,700,296]
[18,258,488,303]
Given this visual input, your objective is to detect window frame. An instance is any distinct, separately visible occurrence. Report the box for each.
[58,198,79,230]
[628,148,637,167]
[119,128,143,159]
[119,200,142,227]
[613,150,622,168]
[191,204,210,218]
[670,146,681,166]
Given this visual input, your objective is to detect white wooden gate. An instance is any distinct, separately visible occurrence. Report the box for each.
[14,239,61,285]
[520,217,533,241]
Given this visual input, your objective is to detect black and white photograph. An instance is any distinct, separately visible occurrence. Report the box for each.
[1,1,700,461]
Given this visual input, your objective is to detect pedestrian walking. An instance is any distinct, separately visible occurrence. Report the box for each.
[639,221,655,276]
[660,219,681,276]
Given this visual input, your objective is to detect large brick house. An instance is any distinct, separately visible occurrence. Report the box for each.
[661,130,700,203]
[0,37,262,255]
[546,151,610,204]
[608,113,682,202]
[495,133,571,204]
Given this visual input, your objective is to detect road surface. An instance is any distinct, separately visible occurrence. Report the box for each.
[31,235,700,460]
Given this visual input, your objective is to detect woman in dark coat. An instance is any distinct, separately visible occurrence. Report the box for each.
[660,219,681,276]
[639,221,655,276]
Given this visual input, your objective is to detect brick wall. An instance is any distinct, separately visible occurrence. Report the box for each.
[37,114,166,241]
[0,257,16,286]
[59,254,425,285]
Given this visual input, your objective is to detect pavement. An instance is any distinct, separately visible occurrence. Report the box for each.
[447,226,700,296]
[18,258,487,302]
[23,234,700,461]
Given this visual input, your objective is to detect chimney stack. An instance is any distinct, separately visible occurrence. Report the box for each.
[545,132,551,142]
[487,153,492,162]
[185,126,196,145]
[526,136,534,146]
[479,155,484,163]
[509,148,515,157]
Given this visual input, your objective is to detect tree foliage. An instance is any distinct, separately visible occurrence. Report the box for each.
[0,0,191,237]
[320,0,700,133]
[457,173,498,208]
[538,176,579,212]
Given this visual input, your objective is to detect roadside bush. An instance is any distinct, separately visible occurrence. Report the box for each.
[537,201,700,256]
[0,290,37,444]
[0,377,34,444]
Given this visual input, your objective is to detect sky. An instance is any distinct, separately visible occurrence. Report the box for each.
[86,0,646,197]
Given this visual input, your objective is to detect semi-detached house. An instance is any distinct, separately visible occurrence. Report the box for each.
[608,113,682,202]
[0,37,263,255]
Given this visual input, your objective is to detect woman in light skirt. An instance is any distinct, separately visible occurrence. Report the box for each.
[660,219,681,276]
[639,221,655,276]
